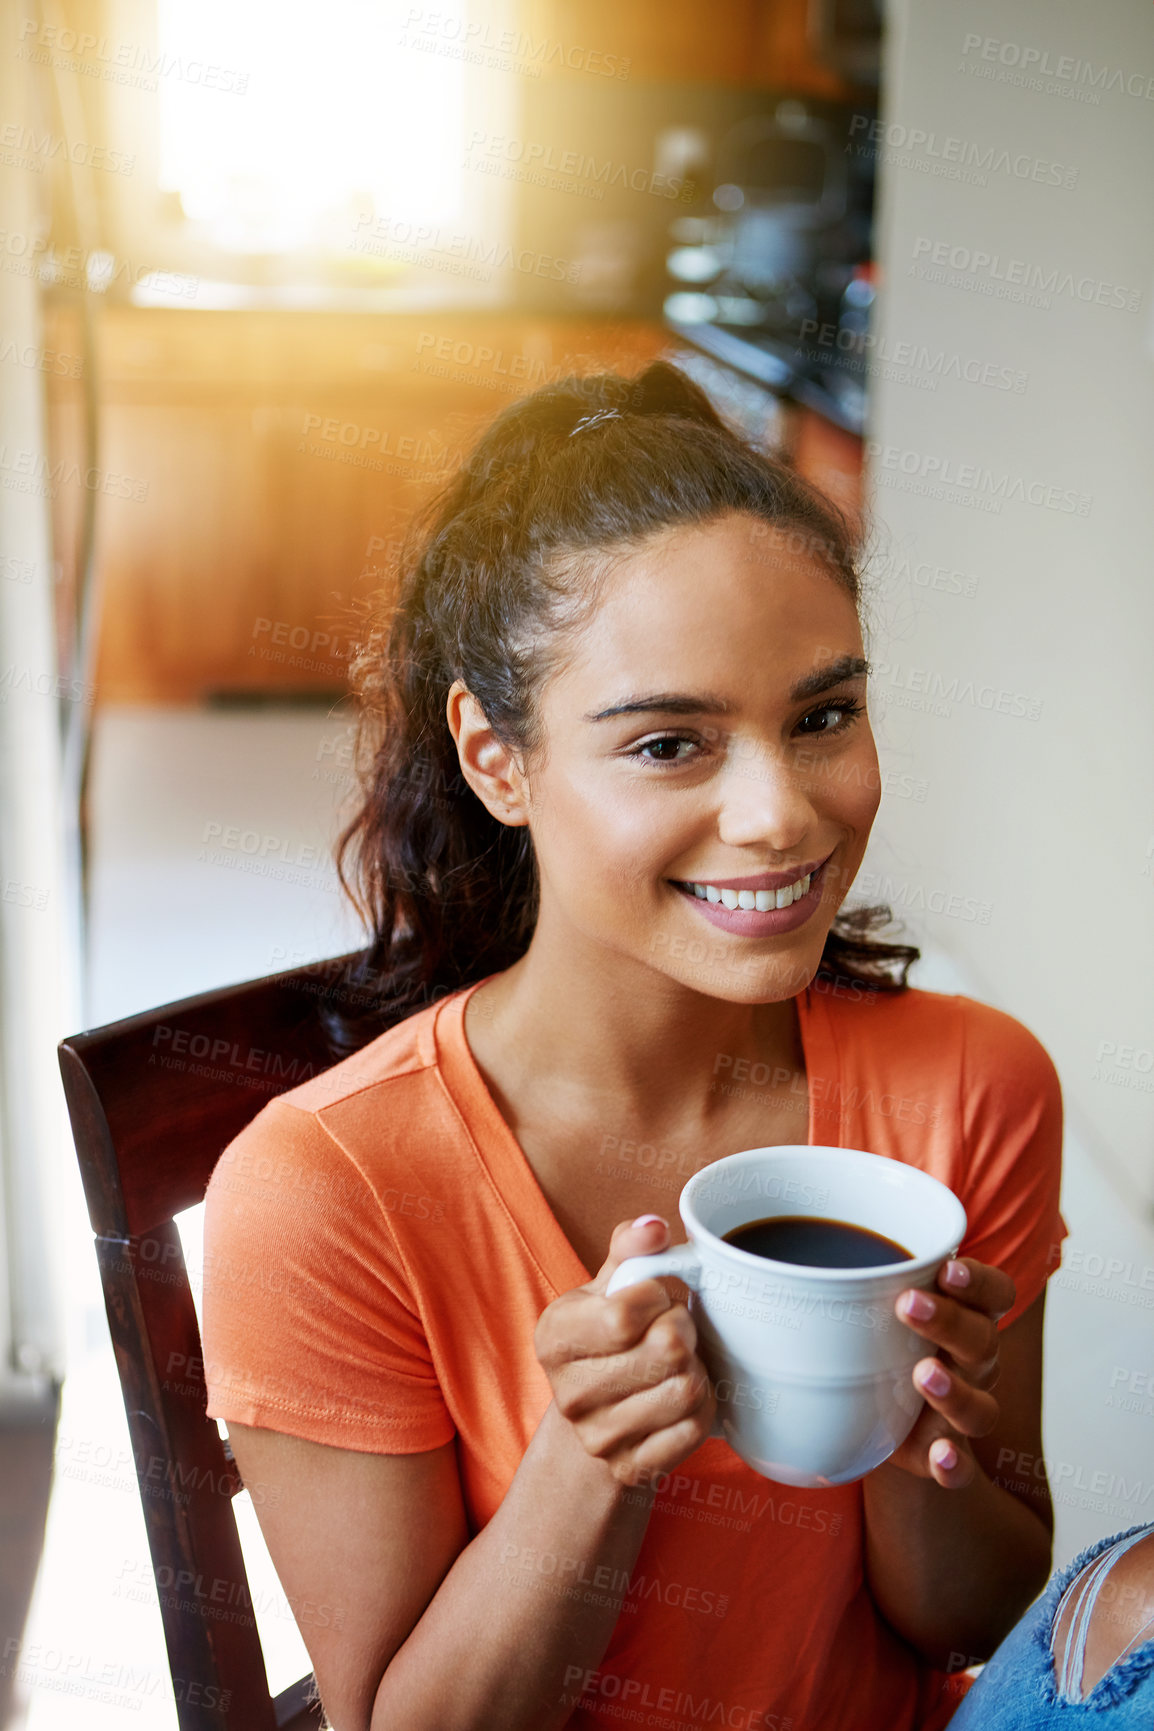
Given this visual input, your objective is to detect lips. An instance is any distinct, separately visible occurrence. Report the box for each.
[674,856,832,893]
[670,856,833,938]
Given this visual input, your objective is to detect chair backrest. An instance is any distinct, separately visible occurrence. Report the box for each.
[58,952,369,1731]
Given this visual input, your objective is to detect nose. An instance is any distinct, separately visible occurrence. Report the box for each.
[715,744,817,854]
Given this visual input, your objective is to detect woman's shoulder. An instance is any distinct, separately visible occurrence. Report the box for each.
[204,989,469,1215]
[811,983,1063,1162]
[257,984,482,1128]
[812,984,1065,1315]
[817,980,1060,1094]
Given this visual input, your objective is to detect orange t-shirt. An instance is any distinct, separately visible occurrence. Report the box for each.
[202,979,1065,1731]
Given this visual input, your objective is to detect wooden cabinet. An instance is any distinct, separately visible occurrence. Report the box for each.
[524,0,861,96]
[789,405,863,516]
[44,310,672,702]
[43,306,859,703]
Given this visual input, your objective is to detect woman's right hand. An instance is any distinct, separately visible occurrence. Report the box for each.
[534,1215,716,1485]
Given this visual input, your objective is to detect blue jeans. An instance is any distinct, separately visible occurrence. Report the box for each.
[948,1524,1154,1727]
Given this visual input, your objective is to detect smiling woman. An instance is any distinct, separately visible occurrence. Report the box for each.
[441,510,880,1055]
[200,363,1065,1731]
[327,362,915,1051]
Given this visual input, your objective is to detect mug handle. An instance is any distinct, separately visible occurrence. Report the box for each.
[604,1243,724,1441]
[605,1241,702,1295]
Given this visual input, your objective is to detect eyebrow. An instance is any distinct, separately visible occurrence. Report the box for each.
[788,654,871,703]
[584,656,871,722]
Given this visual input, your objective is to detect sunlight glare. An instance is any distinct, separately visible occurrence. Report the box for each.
[156,0,467,252]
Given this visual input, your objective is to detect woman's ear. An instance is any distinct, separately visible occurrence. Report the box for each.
[446,680,530,828]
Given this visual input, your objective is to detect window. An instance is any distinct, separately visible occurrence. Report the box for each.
[94,0,515,304]
[157,0,468,251]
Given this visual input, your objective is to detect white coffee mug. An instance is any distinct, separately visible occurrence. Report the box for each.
[605,1145,967,1487]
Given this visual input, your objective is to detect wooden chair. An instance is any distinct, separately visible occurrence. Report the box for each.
[58,951,369,1731]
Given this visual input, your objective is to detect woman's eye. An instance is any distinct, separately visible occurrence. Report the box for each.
[631,734,700,763]
[795,698,863,736]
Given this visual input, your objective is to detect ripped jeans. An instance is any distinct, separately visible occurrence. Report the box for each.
[948,1524,1154,1727]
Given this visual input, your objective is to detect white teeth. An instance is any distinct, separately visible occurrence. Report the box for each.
[682,869,815,912]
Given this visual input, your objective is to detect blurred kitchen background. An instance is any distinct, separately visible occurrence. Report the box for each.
[1,0,1153,1724]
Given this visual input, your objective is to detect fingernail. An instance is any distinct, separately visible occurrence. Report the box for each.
[903,1290,934,1321]
[942,1260,970,1289]
[933,1440,958,1471]
[919,1362,950,1397]
[631,1214,666,1230]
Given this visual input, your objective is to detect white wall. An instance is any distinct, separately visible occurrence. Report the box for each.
[0,0,77,1397]
[865,0,1154,1209]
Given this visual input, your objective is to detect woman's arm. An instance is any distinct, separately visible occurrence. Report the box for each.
[226,1216,714,1731]
[229,1403,654,1731]
[863,1274,1053,1667]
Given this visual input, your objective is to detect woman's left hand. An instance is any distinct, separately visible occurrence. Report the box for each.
[886,1257,1017,1491]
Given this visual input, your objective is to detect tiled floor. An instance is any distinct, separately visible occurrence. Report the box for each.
[8,704,1154,1727]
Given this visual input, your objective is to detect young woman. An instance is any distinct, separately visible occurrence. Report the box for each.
[202,363,1067,1731]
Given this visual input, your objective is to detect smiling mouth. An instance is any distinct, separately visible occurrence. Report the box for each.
[668,851,833,913]
[674,871,813,912]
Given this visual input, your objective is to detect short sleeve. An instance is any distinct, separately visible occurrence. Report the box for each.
[956,998,1066,1329]
[201,1097,456,1454]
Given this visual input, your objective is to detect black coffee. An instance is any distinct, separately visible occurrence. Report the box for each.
[722,1215,913,1269]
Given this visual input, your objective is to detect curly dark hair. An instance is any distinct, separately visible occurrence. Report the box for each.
[323,360,917,1051]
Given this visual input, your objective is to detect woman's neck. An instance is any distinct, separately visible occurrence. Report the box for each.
[466,913,806,1139]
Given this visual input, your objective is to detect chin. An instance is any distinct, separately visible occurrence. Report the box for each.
[662,934,829,1005]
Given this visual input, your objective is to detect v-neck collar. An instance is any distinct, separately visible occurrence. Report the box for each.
[432,977,839,1296]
